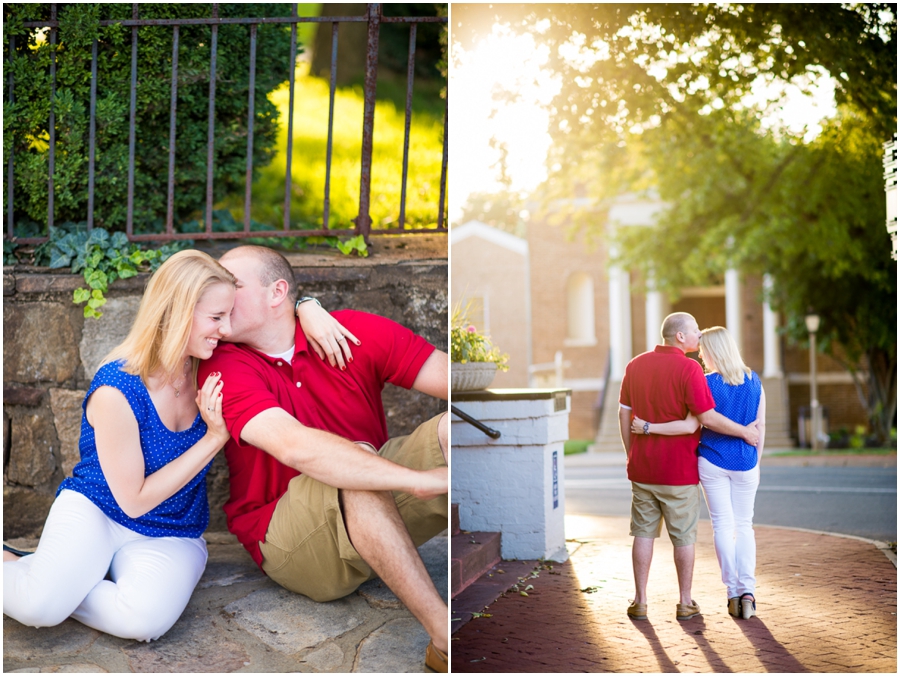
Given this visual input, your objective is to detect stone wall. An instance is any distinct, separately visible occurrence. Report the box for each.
[3,236,447,537]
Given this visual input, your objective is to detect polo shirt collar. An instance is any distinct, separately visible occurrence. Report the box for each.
[654,344,687,357]
[237,318,309,364]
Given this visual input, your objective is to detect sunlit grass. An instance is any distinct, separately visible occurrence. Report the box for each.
[221,63,445,232]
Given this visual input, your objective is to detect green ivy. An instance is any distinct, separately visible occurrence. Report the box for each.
[30,223,188,318]
[335,234,368,257]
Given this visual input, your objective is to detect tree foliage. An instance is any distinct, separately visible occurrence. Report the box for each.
[453,3,897,441]
[3,3,294,233]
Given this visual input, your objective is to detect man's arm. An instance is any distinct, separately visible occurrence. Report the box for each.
[411,349,448,401]
[618,406,633,462]
[696,408,759,446]
[241,408,447,500]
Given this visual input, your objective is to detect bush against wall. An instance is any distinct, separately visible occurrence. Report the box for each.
[3,3,294,233]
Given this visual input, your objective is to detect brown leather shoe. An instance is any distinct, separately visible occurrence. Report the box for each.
[627,600,648,620]
[425,640,448,673]
[676,600,701,621]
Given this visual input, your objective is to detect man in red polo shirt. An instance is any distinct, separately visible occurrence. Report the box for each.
[199,245,449,672]
[619,312,759,623]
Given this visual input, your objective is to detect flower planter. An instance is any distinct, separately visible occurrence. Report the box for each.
[451,362,498,392]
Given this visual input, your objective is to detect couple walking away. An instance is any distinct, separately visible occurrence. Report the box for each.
[3,245,450,673]
[619,312,765,622]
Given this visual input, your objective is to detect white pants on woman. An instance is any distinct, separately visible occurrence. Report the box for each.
[698,456,760,598]
[4,489,207,642]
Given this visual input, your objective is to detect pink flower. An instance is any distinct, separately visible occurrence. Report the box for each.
[467,325,477,333]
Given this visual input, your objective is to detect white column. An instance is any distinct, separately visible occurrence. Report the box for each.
[608,264,632,379]
[645,275,663,352]
[762,274,782,377]
[725,268,742,353]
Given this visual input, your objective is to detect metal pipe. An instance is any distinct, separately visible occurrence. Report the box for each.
[323,21,339,230]
[166,25,180,234]
[451,405,501,440]
[7,34,15,238]
[809,330,820,451]
[21,15,444,28]
[205,4,219,235]
[437,98,448,230]
[87,37,98,230]
[243,23,257,233]
[48,4,57,233]
[283,3,298,231]
[21,15,378,28]
[398,24,416,230]
[126,3,138,236]
[356,3,381,241]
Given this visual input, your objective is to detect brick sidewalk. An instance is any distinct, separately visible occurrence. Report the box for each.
[451,516,896,673]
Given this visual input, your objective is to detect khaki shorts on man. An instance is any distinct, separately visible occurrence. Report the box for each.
[258,415,448,602]
[630,482,701,547]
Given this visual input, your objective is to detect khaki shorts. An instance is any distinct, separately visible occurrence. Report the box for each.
[630,482,701,547]
[259,414,448,602]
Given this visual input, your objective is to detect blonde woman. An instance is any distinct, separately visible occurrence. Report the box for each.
[632,326,766,620]
[3,249,354,641]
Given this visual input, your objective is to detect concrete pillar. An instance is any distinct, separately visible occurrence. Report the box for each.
[608,264,632,379]
[762,274,782,377]
[451,389,571,562]
[644,277,663,352]
[725,268,742,353]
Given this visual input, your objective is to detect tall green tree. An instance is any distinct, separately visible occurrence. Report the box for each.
[3,3,294,232]
[453,3,897,441]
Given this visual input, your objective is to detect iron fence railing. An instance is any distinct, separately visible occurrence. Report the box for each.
[4,3,448,245]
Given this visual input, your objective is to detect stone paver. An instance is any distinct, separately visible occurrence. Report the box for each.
[4,532,447,673]
[451,516,896,673]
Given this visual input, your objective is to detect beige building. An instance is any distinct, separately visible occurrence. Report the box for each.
[450,221,530,388]
[451,199,870,446]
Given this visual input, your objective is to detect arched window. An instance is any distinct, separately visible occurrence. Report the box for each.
[566,272,595,345]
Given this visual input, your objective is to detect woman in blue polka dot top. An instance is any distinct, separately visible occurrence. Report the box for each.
[632,326,766,621]
[3,250,236,641]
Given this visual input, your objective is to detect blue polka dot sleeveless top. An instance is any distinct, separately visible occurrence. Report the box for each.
[57,360,212,538]
[698,371,762,471]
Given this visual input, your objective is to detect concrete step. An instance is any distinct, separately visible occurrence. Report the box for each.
[452,503,460,536]
[451,530,501,599]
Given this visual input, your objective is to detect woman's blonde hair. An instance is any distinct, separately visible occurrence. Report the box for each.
[105,249,235,384]
[699,326,751,386]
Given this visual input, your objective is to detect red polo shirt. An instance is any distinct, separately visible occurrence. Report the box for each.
[619,345,716,485]
[199,310,435,567]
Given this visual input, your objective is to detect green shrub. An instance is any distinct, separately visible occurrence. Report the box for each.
[3,3,293,232]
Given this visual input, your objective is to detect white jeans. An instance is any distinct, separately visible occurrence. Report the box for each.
[4,489,207,642]
[698,456,759,598]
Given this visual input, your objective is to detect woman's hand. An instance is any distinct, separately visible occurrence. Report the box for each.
[295,300,361,370]
[197,372,229,446]
[631,416,648,436]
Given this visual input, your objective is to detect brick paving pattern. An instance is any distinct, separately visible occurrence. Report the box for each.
[451,516,896,673]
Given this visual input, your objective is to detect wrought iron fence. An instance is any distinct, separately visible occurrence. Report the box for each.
[4,3,448,245]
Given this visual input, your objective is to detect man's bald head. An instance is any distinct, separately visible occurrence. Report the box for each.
[220,245,297,304]
[661,312,697,346]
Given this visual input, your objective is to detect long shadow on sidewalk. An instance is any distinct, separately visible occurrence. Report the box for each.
[733,617,809,673]
[631,618,681,672]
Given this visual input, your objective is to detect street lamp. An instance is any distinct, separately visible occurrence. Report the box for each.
[805,313,821,451]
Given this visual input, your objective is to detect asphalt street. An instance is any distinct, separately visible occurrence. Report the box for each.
[565,463,897,542]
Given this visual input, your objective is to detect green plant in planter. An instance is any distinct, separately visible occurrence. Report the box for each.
[450,304,508,370]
